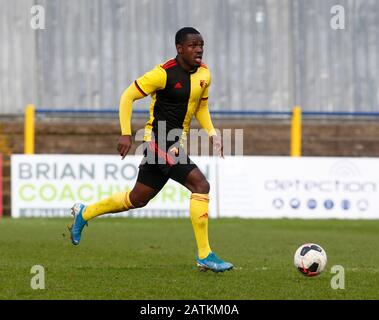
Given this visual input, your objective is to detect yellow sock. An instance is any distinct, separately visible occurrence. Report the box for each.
[190,193,212,259]
[82,192,134,221]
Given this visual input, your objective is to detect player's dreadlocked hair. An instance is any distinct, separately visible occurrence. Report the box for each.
[175,27,200,45]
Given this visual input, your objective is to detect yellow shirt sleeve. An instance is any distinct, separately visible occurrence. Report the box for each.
[119,65,167,135]
[195,75,216,137]
[119,83,144,135]
[135,65,167,96]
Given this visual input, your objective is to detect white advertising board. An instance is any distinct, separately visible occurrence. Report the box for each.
[218,156,379,219]
[11,155,216,218]
[11,155,379,219]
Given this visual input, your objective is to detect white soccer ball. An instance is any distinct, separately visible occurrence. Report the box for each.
[294,243,327,277]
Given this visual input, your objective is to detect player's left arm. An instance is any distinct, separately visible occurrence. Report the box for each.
[195,75,223,158]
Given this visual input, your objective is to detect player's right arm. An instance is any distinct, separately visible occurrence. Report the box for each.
[118,65,167,159]
[117,84,144,159]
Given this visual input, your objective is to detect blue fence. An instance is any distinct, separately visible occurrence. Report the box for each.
[35,108,379,118]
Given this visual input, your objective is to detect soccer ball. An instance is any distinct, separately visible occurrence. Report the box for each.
[294,243,327,277]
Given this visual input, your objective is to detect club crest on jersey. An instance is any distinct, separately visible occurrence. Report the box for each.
[200,80,205,88]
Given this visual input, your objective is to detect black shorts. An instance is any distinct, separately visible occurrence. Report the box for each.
[136,141,197,191]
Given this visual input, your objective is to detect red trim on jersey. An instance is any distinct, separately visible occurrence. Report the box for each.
[134,80,147,96]
[162,59,177,70]
[148,141,175,166]
[201,97,208,101]
[201,63,208,69]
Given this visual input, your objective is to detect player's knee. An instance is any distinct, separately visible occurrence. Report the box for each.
[193,179,210,194]
[132,198,150,208]
[129,193,151,208]
[129,188,155,208]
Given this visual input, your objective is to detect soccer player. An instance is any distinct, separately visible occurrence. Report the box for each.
[70,27,233,273]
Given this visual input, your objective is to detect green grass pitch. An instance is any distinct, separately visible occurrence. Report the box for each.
[0,217,378,300]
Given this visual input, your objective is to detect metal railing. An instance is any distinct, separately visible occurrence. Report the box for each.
[25,105,379,157]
